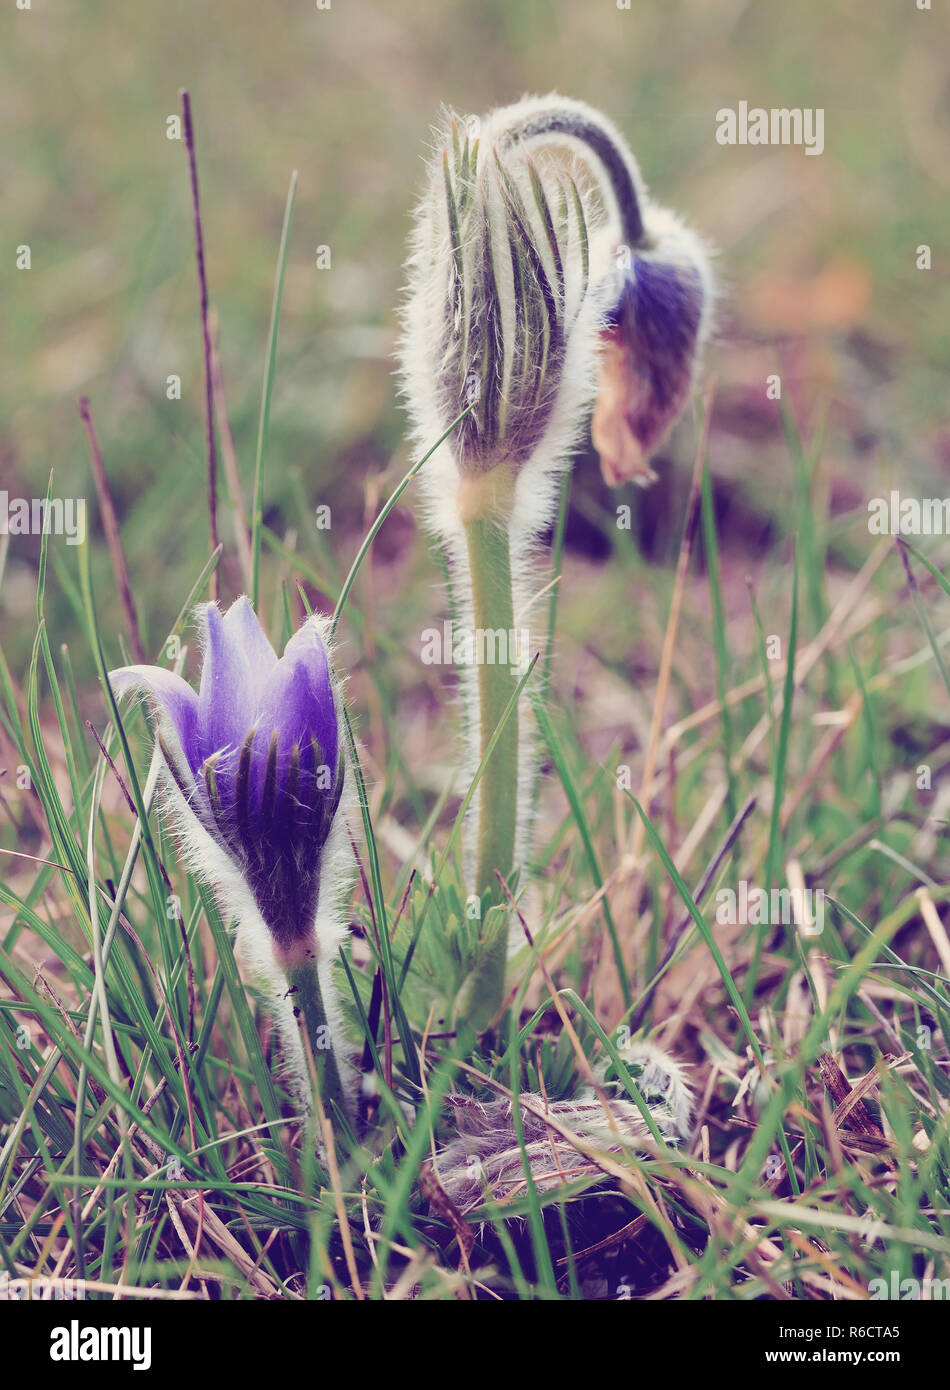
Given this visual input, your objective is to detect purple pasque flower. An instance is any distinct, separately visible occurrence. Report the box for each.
[109,597,344,954]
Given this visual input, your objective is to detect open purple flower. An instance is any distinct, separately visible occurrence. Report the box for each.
[109,597,344,956]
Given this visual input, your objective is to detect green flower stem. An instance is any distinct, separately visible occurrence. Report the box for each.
[285,956,346,1119]
[465,513,519,893]
[460,476,520,1026]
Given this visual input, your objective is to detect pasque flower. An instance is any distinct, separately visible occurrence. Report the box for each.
[109,597,352,1112]
[400,98,714,1034]
[592,208,710,487]
[401,110,607,1029]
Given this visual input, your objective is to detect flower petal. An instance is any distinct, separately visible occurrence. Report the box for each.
[593,209,710,486]
[197,602,259,760]
[245,620,338,813]
[223,595,278,707]
[108,666,201,780]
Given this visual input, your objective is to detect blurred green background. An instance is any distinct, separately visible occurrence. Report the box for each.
[2,0,948,670]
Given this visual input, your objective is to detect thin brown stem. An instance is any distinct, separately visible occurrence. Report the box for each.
[209,307,253,592]
[181,89,219,600]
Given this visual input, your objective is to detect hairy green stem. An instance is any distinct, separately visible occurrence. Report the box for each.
[285,957,345,1119]
[461,506,520,1025]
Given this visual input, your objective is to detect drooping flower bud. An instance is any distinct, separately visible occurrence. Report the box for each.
[593,209,711,486]
[397,98,714,1033]
[487,94,714,487]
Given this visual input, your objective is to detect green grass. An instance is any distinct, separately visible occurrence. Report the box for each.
[3,332,949,1294]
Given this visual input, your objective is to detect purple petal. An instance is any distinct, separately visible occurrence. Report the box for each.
[223,596,278,706]
[197,603,258,761]
[108,666,201,781]
[246,621,338,812]
[615,256,704,457]
[624,257,704,399]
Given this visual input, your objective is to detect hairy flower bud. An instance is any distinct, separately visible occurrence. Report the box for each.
[402,109,602,502]
[398,97,714,1032]
[489,94,714,487]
